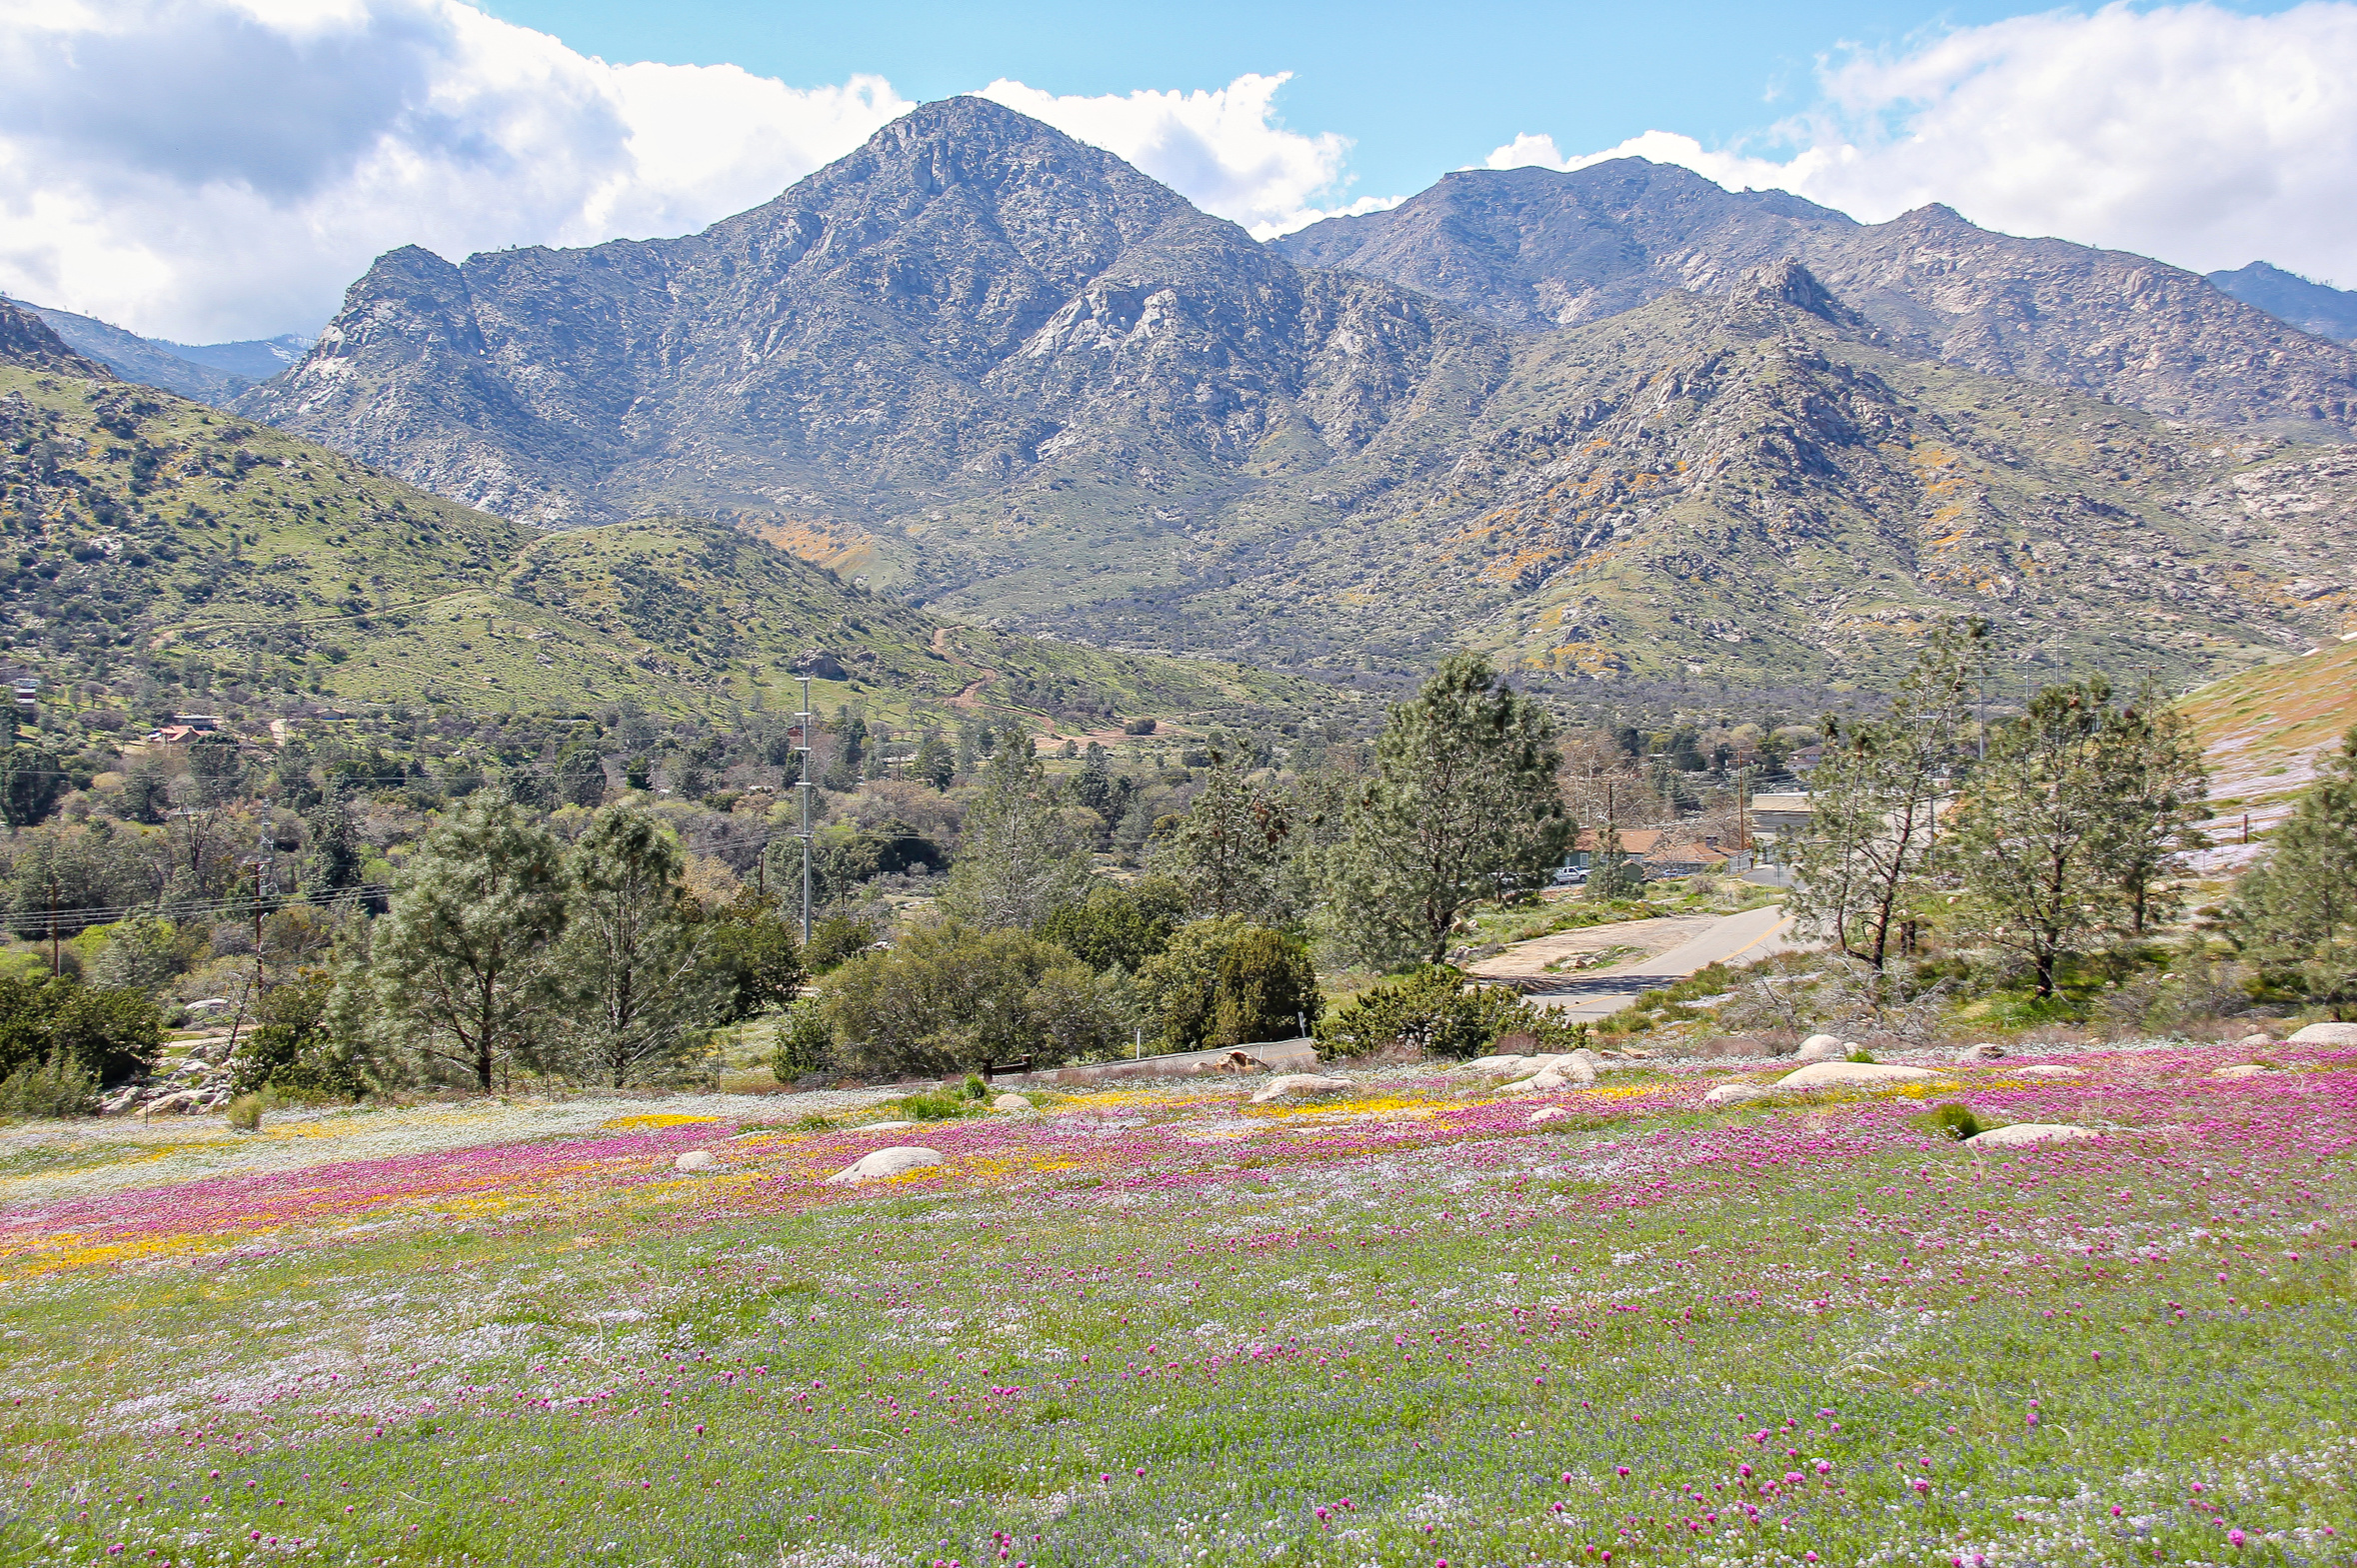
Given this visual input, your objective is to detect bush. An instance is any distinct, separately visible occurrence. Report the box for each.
[1914,1102,1982,1141]
[225,1092,264,1131]
[0,973,162,1086]
[804,914,877,974]
[230,969,370,1099]
[0,1052,100,1118]
[822,921,1126,1077]
[1123,718,1158,736]
[1035,877,1187,973]
[1316,965,1583,1059]
[770,998,834,1079]
[700,891,809,1020]
[1210,926,1320,1046]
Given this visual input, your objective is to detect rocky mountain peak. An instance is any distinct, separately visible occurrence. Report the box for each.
[0,299,114,379]
[1720,259,1861,327]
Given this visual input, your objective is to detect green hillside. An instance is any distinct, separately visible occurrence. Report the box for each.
[0,347,1335,736]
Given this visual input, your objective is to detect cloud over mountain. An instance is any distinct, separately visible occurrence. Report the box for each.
[0,0,1366,342]
[1489,1,2357,285]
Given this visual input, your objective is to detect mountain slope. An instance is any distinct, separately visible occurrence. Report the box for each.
[9,299,251,405]
[1137,263,2349,685]
[1275,160,2357,436]
[2207,262,2357,346]
[0,299,1315,729]
[240,97,1493,546]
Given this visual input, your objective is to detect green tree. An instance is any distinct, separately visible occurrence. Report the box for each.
[804,913,877,973]
[185,734,244,806]
[1150,755,1294,920]
[1331,655,1569,965]
[937,742,1092,930]
[1034,876,1188,973]
[2229,726,2357,1012]
[701,888,809,1020]
[822,921,1124,1076]
[2089,691,2208,936]
[913,730,956,790]
[1209,925,1321,1046]
[230,967,371,1098]
[0,740,66,832]
[1944,680,2118,996]
[302,799,366,896]
[0,974,162,1086]
[555,745,608,806]
[1787,623,1980,972]
[559,803,713,1088]
[366,793,569,1090]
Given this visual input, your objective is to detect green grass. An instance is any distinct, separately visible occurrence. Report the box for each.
[1,1055,2350,1566]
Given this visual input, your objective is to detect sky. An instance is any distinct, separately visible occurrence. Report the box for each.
[2,0,2355,343]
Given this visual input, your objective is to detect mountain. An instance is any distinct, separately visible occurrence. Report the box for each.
[0,298,1317,730]
[2207,262,2357,346]
[232,102,2353,690]
[4,298,313,406]
[1274,160,2357,436]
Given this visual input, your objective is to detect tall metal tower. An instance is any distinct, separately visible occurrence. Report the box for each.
[794,676,815,944]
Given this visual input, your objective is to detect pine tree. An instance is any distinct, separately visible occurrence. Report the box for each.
[1944,680,2116,996]
[2229,726,2357,1012]
[2089,690,2208,936]
[1332,654,1569,965]
[936,741,1092,929]
[559,804,714,1087]
[1787,622,1980,972]
[1150,754,1292,920]
[367,793,568,1090]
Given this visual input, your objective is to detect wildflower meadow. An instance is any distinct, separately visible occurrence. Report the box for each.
[2,1042,2352,1568]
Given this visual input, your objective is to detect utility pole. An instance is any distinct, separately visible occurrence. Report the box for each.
[795,677,815,945]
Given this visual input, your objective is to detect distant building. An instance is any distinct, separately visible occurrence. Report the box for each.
[1568,827,1749,878]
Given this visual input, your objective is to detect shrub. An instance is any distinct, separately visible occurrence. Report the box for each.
[225,1092,264,1131]
[1914,1102,1982,1141]
[771,998,834,1079]
[1210,926,1320,1046]
[823,921,1126,1077]
[803,914,877,974]
[1123,717,1158,736]
[1035,877,1187,973]
[1316,965,1583,1059]
[0,1052,100,1118]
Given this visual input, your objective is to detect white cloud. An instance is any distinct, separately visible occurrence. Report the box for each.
[977,72,1394,240]
[1488,2,2357,285]
[0,0,911,341]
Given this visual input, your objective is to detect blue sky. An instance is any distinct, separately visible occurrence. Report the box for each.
[3,0,2351,340]
[478,0,2040,205]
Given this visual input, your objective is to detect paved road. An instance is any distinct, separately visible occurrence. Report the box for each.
[1478,903,1801,1024]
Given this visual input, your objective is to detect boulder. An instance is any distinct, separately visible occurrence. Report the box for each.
[2288,1022,2357,1045]
[98,1085,142,1116]
[673,1150,717,1172]
[141,1090,202,1116]
[2211,1063,2271,1079]
[1250,1074,1352,1104]
[993,1093,1033,1111]
[1960,1043,2007,1062]
[824,1146,945,1185]
[1704,1081,1773,1105]
[851,1120,917,1131]
[1528,1105,1572,1125]
[1794,1034,1846,1062]
[1775,1061,1938,1090]
[1461,1054,1528,1075]
[2017,1064,2084,1078]
[1967,1123,2096,1148]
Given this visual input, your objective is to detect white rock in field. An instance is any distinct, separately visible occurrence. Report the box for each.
[1704,1081,1772,1105]
[1528,1105,1572,1124]
[1249,1074,1352,1103]
[2211,1063,2271,1079]
[1529,1068,1569,1090]
[98,1085,141,1117]
[993,1093,1033,1111]
[851,1120,917,1131]
[1967,1123,2096,1148]
[1960,1043,2007,1062]
[824,1146,944,1185]
[1794,1034,1846,1062]
[1462,1054,1528,1075]
[142,1090,202,1116]
[673,1150,717,1172]
[2017,1064,2084,1078]
[2288,1022,2357,1045]
[1547,1055,1598,1085]
[1776,1061,1938,1090]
